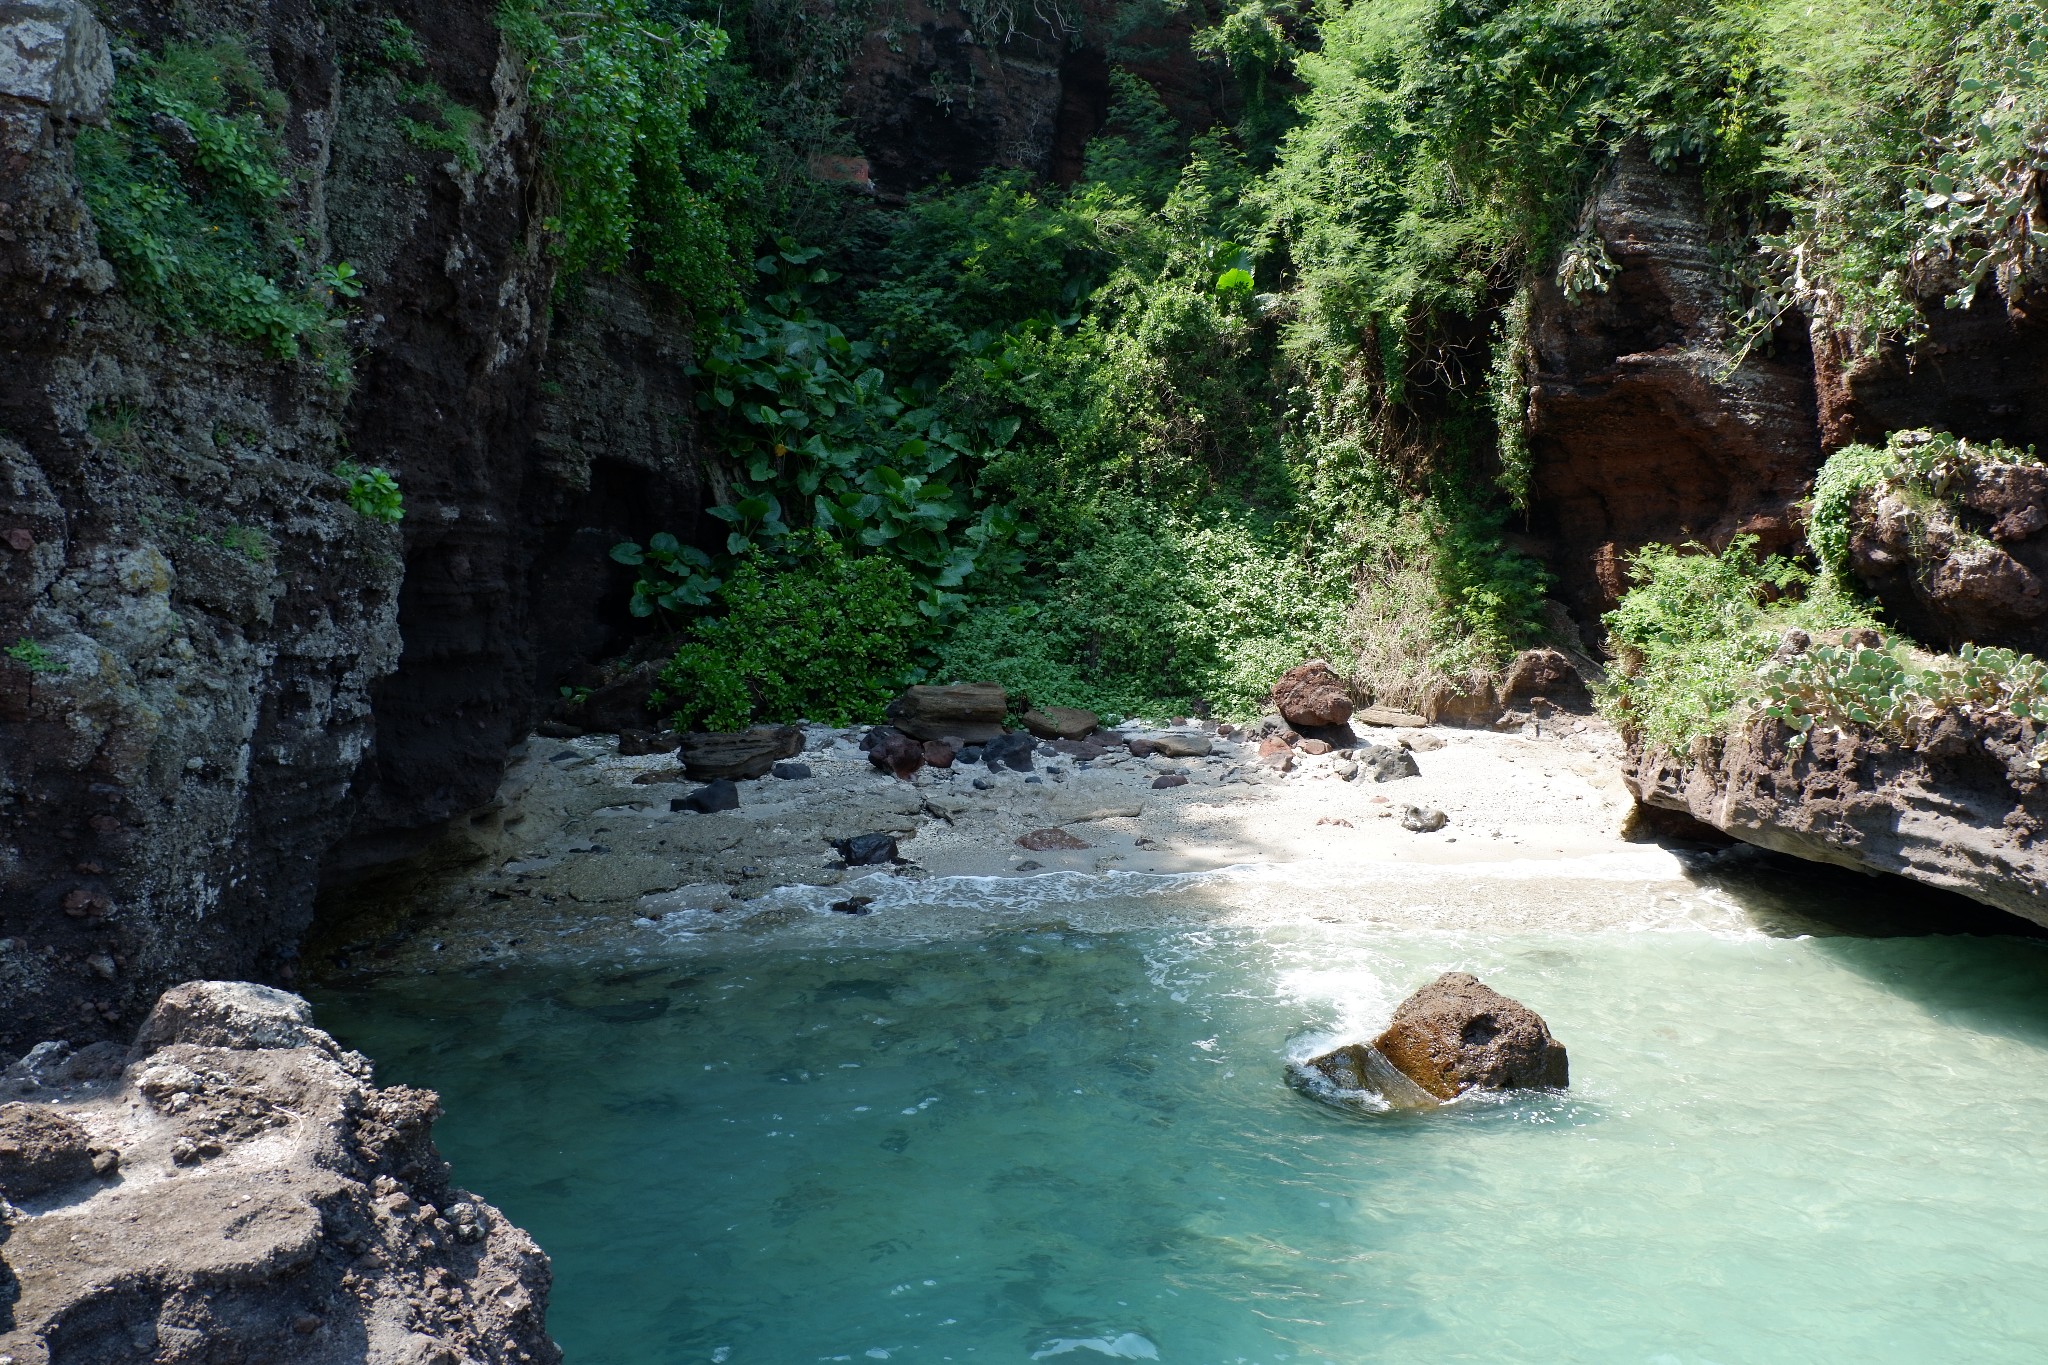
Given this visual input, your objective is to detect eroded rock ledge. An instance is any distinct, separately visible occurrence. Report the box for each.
[0,982,557,1364]
[1626,712,2048,926]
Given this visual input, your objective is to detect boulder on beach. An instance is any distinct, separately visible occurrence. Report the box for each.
[1423,673,1501,729]
[1354,744,1420,783]
[866,727,926,780]
[1272,660,1354,728]
[681,725,804,781]
[981,732,1037,772]
[1022,706,1099,740]
[1501,647,1591,712]
[1141,732,1211,758]
[886,683,1008,742]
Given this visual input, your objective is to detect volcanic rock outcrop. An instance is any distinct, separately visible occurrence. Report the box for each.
[1299,973,1568,1110]
[0,981,558,1363]
[1626,711,2048,926]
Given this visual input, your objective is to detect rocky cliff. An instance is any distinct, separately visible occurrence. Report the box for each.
[1626,711,2048,927]
[0,0,708,1053]
[0,980,558,1363]
[1522,145,1822,624]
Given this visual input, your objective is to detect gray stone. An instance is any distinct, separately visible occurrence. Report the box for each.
[673,780,740,814]
[0,1,113,119]
[1355,745,1420,783]
[771,761,812,780]
[134,981,331,1055]
[1399,805,1447,833]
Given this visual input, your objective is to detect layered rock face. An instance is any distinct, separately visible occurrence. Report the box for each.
[0,0,707,1051]
[1627,713,2048,926]
[0,981,558,1363]
[1523,146,1822,623]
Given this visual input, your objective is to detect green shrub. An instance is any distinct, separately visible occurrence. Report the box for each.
[651,538,925,731]
[334,463,404,522]
[1810,429,2044,577]
[5,639,67,675]
[1762,637,2048,750]
[73,40,354,367]
[499,0,759,313]
[1603,537,1879,748]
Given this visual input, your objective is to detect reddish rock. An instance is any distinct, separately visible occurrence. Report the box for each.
[1271,661,1354,728]
[1257,737,1292,758]
[867,729,927,781]
[1297,738,1332,756]
[1523,146,1820,623]
[681,726,804,781]
[1424,675,1501,729]
[886,683,1008,743]
[1127,739,1160,758]
[922,740,956,769]
[1370,973,1569,1100]
[1500,648,1590,711]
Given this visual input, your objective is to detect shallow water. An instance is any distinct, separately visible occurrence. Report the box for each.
[318,869,2048,1364]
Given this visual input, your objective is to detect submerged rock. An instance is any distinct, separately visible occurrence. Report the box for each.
[1297,973,1567,1111]
[1375,972,1568,1099]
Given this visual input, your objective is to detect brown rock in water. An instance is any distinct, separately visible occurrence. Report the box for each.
[1370,972,1568,1100]
[886,683,1008,742]
[1017,827,1090,851]
[1424,674,1502,729]
[1271,661,1354,728]
[1022,706,1099,740]
[0,1102,97,1199]
[1501,648,1590,711]
[680,726,804,781]
[867,728,927,780]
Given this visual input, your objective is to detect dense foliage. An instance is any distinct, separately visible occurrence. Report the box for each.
[1810,429,2044,577]
[486,0,2046,725]
[1603,539,1877,748]
[74,40,358,368]
[649,537,923,730]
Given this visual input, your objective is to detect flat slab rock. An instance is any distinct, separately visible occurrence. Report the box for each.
[886,683,1008,743]
[680,725,804,781]
[0,981,559,1365]
[1300,973,1567,1108]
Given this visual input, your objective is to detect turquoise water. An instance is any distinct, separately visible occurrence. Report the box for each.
[318,881,2048,1364]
